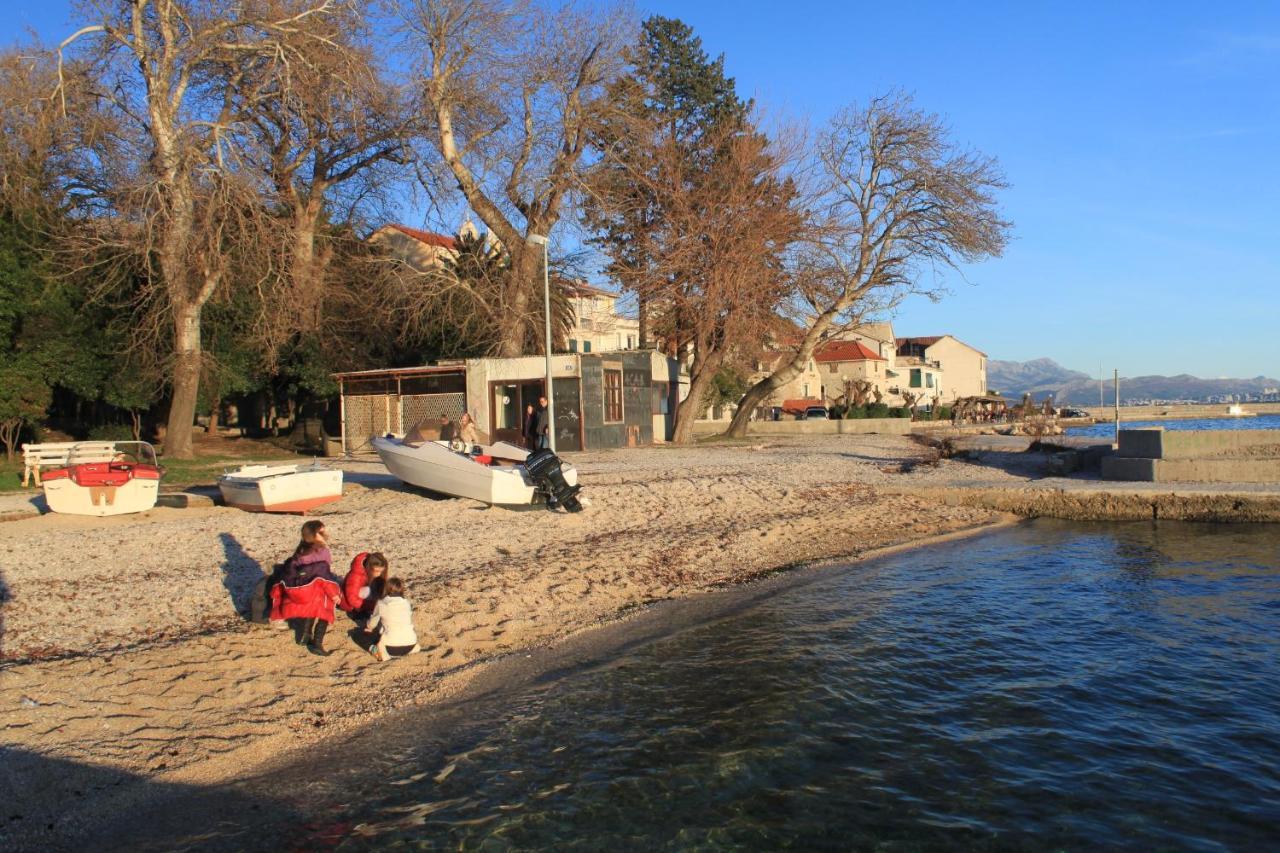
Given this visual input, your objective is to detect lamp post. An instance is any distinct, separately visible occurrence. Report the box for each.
[527,233,555,452]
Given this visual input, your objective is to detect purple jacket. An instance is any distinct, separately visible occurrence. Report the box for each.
[281,547,338,588]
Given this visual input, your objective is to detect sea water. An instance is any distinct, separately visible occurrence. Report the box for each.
[277,520,1280,850]
[1067,412,1280,439]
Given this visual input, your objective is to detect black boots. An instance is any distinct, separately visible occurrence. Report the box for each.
[307,619,330,657]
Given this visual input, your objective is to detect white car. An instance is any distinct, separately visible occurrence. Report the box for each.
[803,406,829,420]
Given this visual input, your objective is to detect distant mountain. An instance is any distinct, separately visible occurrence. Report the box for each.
[988,359,1280,404]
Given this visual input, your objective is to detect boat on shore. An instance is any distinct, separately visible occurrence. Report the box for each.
[1225,405,1254,417]
[41,441,162,516]
[372,437,581,510]
[217,463,344,514]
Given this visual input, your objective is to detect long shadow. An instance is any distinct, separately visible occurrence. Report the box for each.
[0,747,305,851]
[0,565,7,660]
[219,532,265,619]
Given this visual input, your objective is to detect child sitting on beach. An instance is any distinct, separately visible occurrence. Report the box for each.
[365,577,420,662]
[341,551,389,626]
[270,520,343,656]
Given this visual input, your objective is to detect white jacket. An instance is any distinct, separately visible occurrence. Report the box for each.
[368,596,418,647]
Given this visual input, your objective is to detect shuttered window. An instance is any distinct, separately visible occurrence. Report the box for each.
[604,369,623,422]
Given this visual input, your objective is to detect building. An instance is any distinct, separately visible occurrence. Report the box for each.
[564,281,641,354]
[813,340,889,405]
[334,351,680,452]
[894,335,988,404]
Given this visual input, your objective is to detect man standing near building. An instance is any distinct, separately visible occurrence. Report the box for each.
[535,396,551,450]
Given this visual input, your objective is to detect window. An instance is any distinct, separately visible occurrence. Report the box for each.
[604,369,623,422]
[803,383,810,397]
[926,373,935,388]
[568,339,578,352]
[583,341,592,353]
[910,369,922,388]
[580,319,594,330]
[829,363,838,373]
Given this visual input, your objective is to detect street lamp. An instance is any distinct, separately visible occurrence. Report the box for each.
[526,233,555,452]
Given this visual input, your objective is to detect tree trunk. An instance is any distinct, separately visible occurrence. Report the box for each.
[638,295,647,349]
[498,247,539,358]
[130,411,142,442]
[164,304,202,459]
[1,420,18,461]
[671,355,722,445]
[724,358,805,438]
[206,397,220,433]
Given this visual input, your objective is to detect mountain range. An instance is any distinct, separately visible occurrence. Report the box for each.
[988,358,1280,404]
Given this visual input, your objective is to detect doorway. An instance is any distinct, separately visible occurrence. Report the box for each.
[490,381,545,446]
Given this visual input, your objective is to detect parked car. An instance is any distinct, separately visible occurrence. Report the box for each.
[1058,407,1090,419]
[804,406,829,420]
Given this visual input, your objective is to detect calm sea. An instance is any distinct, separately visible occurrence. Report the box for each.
[95,520,1280,851]
[1067,412,1280,439]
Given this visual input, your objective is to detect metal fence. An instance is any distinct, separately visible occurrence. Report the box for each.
[342,392,466,453]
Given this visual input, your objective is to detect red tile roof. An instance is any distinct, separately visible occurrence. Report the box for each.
[814,340,885,363]
[385,223,458,251]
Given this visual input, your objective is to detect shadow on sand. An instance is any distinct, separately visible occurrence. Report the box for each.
[219,532,265,618]
[0,747,306,852]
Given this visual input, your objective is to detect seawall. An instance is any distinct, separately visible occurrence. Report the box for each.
[890,485,1280,523]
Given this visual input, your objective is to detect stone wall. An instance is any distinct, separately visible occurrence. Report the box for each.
[693,418,914,437]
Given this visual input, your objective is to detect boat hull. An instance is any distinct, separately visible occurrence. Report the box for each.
[372,438,576,506]
[42,466,161,517]
[218,466,344,514]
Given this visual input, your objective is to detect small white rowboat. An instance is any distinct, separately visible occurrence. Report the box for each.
[218,463,344,514]
[41,441,162,517]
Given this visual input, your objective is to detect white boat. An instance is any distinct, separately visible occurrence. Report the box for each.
[41,441,162,517]
[218,463,344,514]
[372,437,578,507]
[1226,405,1254,417]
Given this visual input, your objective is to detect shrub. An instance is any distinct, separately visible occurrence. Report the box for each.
[934,405,952,421]
[88,424,136,442]
[866,402,891,419]
[845,404,867,419]
[889,407,911,418]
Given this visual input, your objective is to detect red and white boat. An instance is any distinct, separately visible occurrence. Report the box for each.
[217,463,343,514]
[41,441,163,517]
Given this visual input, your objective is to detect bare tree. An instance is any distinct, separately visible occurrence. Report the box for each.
[724,94,1012,438]
[399,0,630,357]
[55,0,345,458]
[228,2,417,359]
[585,116,804,444]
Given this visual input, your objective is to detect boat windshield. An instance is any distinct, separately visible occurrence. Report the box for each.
[67,441,159,468]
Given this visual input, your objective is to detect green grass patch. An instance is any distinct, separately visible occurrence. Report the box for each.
[159,454,300,487]
[0,458,28,492]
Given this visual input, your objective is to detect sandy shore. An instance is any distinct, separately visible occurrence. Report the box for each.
[0,433,1054,843]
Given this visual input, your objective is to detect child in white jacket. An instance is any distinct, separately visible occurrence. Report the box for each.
[366,577,420,662]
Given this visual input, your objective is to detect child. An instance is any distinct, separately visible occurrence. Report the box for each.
[269,520,343,656]
[366,577,420,662]
[341,551,389,626]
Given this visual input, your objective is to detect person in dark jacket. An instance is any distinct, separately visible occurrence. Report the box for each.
[534,396,551,450]
[522,403,538,449]
[270,520,343,655]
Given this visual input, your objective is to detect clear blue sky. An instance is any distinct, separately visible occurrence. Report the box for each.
[6,2,1279,377]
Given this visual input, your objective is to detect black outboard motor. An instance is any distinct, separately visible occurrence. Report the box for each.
[524,449,583,512]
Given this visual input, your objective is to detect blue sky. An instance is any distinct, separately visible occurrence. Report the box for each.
[6,2,1279,377]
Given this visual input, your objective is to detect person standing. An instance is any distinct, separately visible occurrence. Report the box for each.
[522,403,538,450]
[534,395,551,450]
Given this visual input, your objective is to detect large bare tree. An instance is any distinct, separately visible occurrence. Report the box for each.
[55,0,345,458]
[399,0,630,357]
[586,115,804,444]
[724,94,1012,438]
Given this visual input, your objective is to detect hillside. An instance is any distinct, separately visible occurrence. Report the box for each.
[989,359,1280,404]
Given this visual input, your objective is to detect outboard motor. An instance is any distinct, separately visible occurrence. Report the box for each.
[524,449,583,513]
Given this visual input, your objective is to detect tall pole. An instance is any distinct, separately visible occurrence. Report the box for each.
[541,239,556,452]
[1099,363,1103,409]
[1113,368,1120,446]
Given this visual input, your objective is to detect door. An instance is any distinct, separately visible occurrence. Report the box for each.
[489,381,548,446]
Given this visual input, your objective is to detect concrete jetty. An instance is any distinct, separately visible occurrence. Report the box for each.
[1102,429,1280,484]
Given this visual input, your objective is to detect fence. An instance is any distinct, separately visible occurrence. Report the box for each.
[342,392,467,453]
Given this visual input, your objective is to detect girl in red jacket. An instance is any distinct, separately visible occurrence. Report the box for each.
[270,520,343,656]
[342,551,389,627]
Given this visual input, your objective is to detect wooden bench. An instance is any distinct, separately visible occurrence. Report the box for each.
[20,442,119,487]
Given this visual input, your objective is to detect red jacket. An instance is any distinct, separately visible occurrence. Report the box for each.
[342,552,372,614]
[270,548,341,623]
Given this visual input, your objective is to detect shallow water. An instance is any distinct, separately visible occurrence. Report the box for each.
[258,520,1280,851]
[1067,413,1280,439]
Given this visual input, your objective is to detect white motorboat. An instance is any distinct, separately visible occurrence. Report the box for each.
[372,437,580,509]
[1226,405,1254,417]
[41,441,162,517]
[218,463,344,514]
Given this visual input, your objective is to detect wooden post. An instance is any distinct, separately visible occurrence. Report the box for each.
[339,378,347,457]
